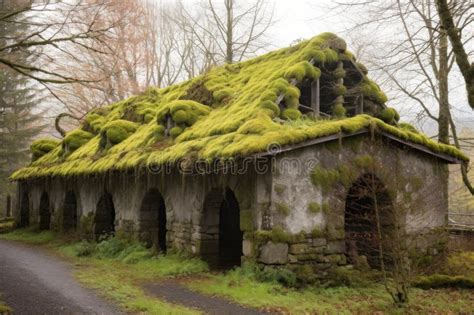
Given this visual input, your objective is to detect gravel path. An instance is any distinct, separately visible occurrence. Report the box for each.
[0,240,119,315]
[145,280,269,315]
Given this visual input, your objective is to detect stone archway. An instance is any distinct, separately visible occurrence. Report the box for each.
[139,189,167,252]
[94,192,115,239]
[344,173,394,268]
[201,188,242,269]
[63,191,77,231]
[39,192,51,230]
[19,192,29,228]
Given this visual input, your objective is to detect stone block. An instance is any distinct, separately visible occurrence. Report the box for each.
[312,238,327,247]
[325,240,346,254]
[242,239,254,257]
[259,242,288,265]
[290,243,309,255]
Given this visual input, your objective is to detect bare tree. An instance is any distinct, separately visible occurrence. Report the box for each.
[319,0,473,194]
[0,0,114,85]
[178,0,275,64]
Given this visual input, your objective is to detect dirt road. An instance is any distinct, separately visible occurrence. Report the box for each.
[0,240,119,314]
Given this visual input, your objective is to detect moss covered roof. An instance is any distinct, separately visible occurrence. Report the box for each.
[11,33,468,180]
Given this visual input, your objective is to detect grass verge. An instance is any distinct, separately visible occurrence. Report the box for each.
[0,229,206,314]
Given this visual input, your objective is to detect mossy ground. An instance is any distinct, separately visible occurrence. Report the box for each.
[0,300,12,314]
[11,33,468,180]
[1,229,473,314]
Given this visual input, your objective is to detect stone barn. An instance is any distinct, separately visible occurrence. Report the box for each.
[11,33,468,270]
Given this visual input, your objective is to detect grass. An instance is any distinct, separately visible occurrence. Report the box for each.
[0,217,14,233]
[0,229,206,314]
[0,299,12,314]
[2,228,474,314]
[187,266,474,314]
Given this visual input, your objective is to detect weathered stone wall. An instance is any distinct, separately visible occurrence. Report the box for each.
[248,134,448,270]
[15,133,449,273]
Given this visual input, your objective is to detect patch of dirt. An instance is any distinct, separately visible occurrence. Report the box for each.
[145,278,274,315]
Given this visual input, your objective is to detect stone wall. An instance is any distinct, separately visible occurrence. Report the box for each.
[247,134,448,269]
[15,133,449,272]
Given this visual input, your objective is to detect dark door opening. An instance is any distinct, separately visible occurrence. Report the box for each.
[139,189,167,252]
[94,192,115,239]
[19,192,29,227]
[218,189,243,269]
[39,192,50,230]
[344,173,393,269]
[63,191,77,231]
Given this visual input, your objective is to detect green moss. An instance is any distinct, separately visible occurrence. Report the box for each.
[101,120,139,148]
[354,155,375,170]
[274,184,286,195]
[276,203,290,216]
[282,108,302,120]
[240,210,253,231]
[333,84,347,96]
[377,107,399,124]
[333,68,346,79]
[11,32,469,181]
[399,122,419,133]
[311,227,324,238]
[251,227,305,244]
[332,103,346,118]
[62,130,94,156]
[308,202,321,213]
[31,138,60,161]
[413,274,474,289]
[321,202,330,214]
[310,166,340,193]
[360,78,387,103]
[169,126,183,138]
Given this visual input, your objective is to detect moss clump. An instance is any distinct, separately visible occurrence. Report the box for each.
[311,227,324,238]
[260,100,280,117]
[361,78,387,103]
[308,202,321,213]
[274,184,286,195]
[333,68,346,79]
[399,122,419,133]
[356,62,368,75]
[321,202,330,214]
[84,112,107,134]
[62,130,94,156]
[332,103,346,118]
[310,166,340,193]
[377,107,400,124]
[276,203,290,216]
[332,84,347,96]
[169,126,183,138]
[284,60,321,82]
[251,226,305,244]
[282,108,302,120]
[100,120,138,148]
[31,138,59,161]
[354,155,375,170]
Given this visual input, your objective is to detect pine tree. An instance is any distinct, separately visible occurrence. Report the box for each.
[0,1,46,217]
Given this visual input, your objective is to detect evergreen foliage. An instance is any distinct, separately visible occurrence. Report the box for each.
[0,2,45,213]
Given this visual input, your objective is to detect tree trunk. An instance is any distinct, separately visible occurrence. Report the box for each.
[436,0,474,109]
[438,27,450,145]
[225,0,233,64]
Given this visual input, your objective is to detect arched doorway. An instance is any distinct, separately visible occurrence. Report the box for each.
[94,192,115,238]
[19,192,29,227]
[63,191,77,231]
[139,189,167,252]
[39,192,51,230]
[344,173,394,268]
[201,188,242,269]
